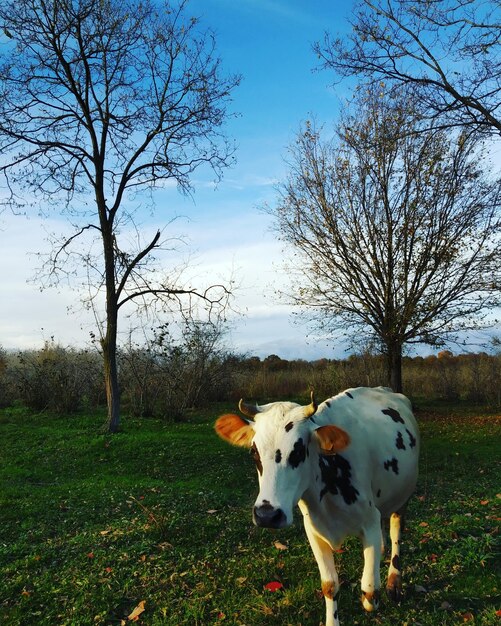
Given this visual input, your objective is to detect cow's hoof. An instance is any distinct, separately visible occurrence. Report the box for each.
[361,589,380,612]
[386,572,402,602]
[386,583,402,603]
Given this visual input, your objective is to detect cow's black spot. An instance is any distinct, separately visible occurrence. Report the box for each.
[382,408,405,424]
[392,554,400,570]
[288,438,307,468]
[251,443,262,475]
[275,449,282,463]
[406,428,417,448]
[395,431,406,450]
[285,421,294,432]
[346,392,353,399]
[319,454,359,504]
[376,488,381,497]
[384,457,399,474]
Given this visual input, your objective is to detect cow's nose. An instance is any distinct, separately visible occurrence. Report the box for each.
[253,503,287,528]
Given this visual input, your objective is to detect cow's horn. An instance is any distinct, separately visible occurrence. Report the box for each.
[303,390,317,419]
[239,398,259,419]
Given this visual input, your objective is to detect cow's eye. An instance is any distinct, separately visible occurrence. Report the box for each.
[250,443,263,475]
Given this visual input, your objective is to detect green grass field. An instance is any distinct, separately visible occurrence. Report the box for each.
[0,402,500,625]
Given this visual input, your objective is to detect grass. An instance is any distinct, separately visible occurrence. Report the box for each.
[0,402,500,625]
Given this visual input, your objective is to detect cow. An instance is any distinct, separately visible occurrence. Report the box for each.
[215,386,420,626]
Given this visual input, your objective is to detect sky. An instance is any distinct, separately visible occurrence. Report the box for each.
[0,0,499,360]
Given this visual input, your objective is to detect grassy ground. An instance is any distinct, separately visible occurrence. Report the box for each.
[0,402,500,625]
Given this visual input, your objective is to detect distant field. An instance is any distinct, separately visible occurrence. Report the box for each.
[0,403,500,625]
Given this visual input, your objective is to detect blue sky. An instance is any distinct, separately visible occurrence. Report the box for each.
[1,0,498,359]
[1,0,358,359]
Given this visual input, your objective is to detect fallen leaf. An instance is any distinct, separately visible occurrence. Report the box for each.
[264,581,283,592]
[236,576,248,585]
[496,609,501,617]
[462,612,474,622]
[21,589,31,597]
[100,529,111,535]
[419,521,429,527]
[207,509,218,514]
[480,500,489,505]
[128,600,146,621]
[274,541,288,551]
[87,552,95,559]
[414,585,427,594]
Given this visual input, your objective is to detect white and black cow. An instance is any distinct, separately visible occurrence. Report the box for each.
[215,386,420,626]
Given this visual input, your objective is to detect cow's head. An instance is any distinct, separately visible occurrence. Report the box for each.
[215,393,350,529]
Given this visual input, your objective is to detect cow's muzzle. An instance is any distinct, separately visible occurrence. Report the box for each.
[253,503,287,528]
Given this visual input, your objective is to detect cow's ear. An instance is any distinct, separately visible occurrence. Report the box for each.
[215,414,254,448]
[315,425,350,454]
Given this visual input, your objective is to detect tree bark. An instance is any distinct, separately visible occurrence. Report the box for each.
[387,343,403,393]
[102,324,121,433]
[101,216,121,433]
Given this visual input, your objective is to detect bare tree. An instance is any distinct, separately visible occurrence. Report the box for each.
[271,88,501,392]
[315,0,501,136]
[0,0,239,431]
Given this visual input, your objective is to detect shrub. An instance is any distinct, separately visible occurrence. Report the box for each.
[12,341,103,413]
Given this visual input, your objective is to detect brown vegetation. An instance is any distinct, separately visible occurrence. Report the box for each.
[0,342,499,418]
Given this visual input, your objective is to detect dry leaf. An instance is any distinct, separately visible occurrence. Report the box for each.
[207,509,218,514]
[274,541,288,551]
[128,600,146,621]
[236,576,248,585]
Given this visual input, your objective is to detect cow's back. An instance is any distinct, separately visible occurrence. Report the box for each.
[316,387,420,517]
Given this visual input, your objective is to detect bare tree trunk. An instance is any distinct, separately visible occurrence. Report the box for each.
[386,343,403,393]
[101,220,121,433]
[101,318,121,433]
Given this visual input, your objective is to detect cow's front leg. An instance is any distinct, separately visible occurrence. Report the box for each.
[300,505,340,626]
[360,510,382,612]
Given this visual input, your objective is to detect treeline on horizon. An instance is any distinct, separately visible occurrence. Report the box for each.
[0,340,499,419]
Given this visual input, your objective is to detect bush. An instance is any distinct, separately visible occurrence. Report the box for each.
[1,337,498,415]
[11,341,103,413]
[120,321,237,420]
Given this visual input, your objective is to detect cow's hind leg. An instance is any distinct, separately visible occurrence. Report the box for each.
[386,510,404,602]
[301,508,340,626]
[360,509,382,612]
